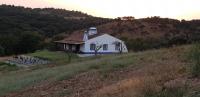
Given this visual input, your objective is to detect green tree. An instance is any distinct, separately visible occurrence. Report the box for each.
[16,31,43,54]
[0,35,19,55]
[0,45,5,56]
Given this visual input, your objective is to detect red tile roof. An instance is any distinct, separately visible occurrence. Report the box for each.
[54,30,103,44]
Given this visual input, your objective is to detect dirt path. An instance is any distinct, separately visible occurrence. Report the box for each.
[0,56,12,62]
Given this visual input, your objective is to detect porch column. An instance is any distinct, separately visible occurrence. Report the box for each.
[63,43,66,50]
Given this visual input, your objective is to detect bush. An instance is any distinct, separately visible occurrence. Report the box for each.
[15,31,43,54]
[126,38,161,51]
[126,38,149,51]
[189,43,200,77]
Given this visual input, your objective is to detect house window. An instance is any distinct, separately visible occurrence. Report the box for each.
[115,43,121,51]
[90,44,96,50]
[103,44,108,51]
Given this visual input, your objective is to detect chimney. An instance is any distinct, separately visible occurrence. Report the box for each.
[88,27,97,35]
[83,31,88,41]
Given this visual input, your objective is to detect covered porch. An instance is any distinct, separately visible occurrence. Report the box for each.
[54,40,84,53]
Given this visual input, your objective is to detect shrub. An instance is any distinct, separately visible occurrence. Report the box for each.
[188,43,200,77]
[126,38,149,51]
[126,38,161,51]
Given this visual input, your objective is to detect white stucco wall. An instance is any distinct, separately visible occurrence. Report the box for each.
[80,44,85,51]
[80,34,128,53]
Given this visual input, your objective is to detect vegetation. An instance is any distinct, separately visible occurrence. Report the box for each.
[0,31,44,55]
[188,43,200,77]
[92,45,199,97]
[0,5,200,56]
[0,5,199,96]
[0,45,4,56]
[0,53,136,96]
[0,45,200,97]
[0,62,19,73]
[98,17,200,51]
[28,50,78,65]
[0,5,112,56]
[143,87,187,97]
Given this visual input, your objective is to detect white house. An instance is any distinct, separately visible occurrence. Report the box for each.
[55,27,128,54]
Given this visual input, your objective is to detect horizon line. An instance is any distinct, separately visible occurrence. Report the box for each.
[1,4,199,21]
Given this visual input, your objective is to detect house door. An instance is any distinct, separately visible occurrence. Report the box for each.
[75,45,80,53]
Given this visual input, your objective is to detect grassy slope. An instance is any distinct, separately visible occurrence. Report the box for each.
[0,45,199,97]
[27,50,104,65]
[0,50,78,74]
[0,52,137,96]
[28,50,78,65]
[0,62,19,73]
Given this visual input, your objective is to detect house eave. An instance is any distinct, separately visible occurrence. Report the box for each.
[54,40,85,44]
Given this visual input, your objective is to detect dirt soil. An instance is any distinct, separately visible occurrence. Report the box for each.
[0,56,13,62]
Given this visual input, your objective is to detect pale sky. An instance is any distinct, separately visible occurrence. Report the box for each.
[0,0,200,20]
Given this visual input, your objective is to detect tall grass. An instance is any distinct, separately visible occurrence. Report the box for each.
[188,43,200,77]
[28,50,78,65]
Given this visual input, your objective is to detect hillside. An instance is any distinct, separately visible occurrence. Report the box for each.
[66,17,200,51]
[0,5,113,55]
[96,17,200,51]
[0,5,112,37]
[0,44,199,97]
[1,5,199,56]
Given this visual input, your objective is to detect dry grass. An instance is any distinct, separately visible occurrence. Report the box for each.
[188,43,200,77]
[1,45,195,97]
[0,52,137,96]
[93,45,189,97]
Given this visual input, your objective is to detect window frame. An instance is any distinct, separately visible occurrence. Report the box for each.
[90,43,96,51]
[103,44,108,51]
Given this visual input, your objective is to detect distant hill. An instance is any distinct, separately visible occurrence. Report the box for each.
[34,8,91,18]
[0,5,91,18]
